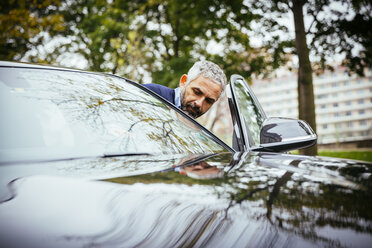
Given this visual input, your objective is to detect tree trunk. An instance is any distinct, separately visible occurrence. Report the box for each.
[292,0,318,156]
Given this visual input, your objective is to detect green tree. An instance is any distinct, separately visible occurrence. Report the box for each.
[140,0,264,87]
[308,0,372,76]
[0,0,65,62]
[44,0,152,81]
[40,0,283,86]
[1,0,289,85]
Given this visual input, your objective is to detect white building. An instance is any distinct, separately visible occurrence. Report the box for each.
[251,67,372,147]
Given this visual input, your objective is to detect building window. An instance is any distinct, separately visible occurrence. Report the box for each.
[359,120,367,126]
[346,111,352,116]
[323,124,328,129]
[345,132,353,137]
[358,99,365,104]
[333,103,339,107]
[335,123,342,128]
[345,101,351,106]
[346,121,353,127]
[321,104,326,109]
[334,112,340,117]
[359,109,365,115]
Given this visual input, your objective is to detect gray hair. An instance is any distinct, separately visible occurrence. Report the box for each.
[186,60,227,95]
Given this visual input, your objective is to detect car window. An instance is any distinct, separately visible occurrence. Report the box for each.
[196,94,234,147]
[0,68,229,161]
[231,78,266,147]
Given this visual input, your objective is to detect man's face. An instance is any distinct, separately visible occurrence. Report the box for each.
[180,75,222,119]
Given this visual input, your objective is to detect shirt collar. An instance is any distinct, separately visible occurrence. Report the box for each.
[174,87,181,108]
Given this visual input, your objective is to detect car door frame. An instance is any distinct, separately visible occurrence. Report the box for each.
[226,74,267,152]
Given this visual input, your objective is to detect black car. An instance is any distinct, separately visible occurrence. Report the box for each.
[0,61,371,248]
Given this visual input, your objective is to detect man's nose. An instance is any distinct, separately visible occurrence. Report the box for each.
[194,98,204,108]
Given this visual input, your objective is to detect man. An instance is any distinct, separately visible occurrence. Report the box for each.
[143,60,227,119]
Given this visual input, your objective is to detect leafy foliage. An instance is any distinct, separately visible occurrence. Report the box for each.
[0,0,65,61]
[2,0,285,85]
[308,0,372,76]
[246,0,372,76]
[2,0,371,80]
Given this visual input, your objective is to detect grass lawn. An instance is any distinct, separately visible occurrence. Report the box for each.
[291,150,372,162]
[317,150,372,163]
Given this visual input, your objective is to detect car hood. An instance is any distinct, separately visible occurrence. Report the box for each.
[0,152,371,248]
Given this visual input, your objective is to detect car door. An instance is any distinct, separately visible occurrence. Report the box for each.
[226,74,317,153]
[226,74,267,151]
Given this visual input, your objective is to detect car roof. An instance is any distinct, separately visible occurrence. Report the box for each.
[0,61,88,73]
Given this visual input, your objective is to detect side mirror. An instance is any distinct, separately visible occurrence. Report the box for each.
[252,117,317,152]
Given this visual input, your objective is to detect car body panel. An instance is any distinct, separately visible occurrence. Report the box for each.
[0,152,371,248]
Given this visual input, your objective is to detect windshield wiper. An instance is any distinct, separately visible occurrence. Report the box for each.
[0,152,153,165]
[102,152,152,158]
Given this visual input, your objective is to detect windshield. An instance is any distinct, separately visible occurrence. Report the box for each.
[0,67,228,162]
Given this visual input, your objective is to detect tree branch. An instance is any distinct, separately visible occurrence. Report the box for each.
[306,2,326,35]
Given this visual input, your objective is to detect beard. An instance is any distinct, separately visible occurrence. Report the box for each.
[181,102,202,119]
[180,88,202,119]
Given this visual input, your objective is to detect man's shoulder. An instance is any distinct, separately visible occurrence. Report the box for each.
[143,83,172,91]
[142,83,175,104]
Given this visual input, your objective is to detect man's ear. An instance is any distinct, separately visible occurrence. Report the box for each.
[179,74,187,87]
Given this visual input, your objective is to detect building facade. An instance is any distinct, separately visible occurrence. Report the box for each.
[251,67,372,147]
